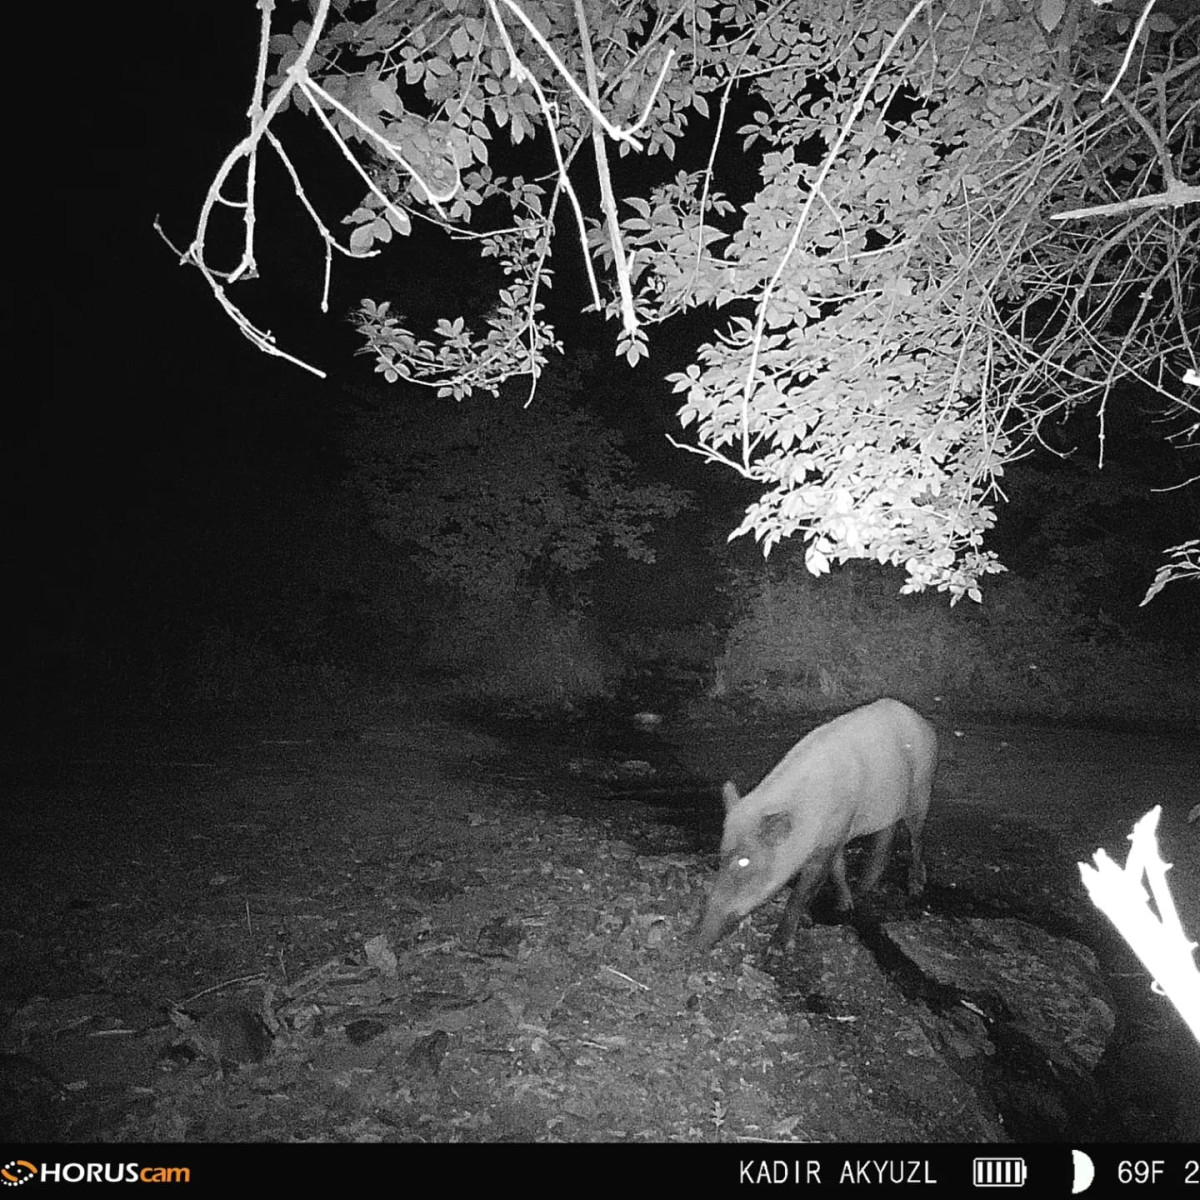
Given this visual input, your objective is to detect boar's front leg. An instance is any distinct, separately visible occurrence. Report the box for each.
[767,855,831,955]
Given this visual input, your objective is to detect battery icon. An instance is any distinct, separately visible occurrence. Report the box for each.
[973,1157,1027,1187]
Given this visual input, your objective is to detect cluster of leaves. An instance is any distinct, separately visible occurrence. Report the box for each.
[269,0,718,395]
[652,0,1196,600]
[253,0,1196,601]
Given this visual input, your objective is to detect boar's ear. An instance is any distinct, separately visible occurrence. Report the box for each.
[758,810,793,847]
[721,781,741,812]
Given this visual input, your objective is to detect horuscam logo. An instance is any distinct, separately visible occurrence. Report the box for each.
[1,1162,37,1187]
[2,1162,190,1185]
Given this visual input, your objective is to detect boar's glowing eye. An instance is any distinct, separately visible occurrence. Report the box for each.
[736,855,751,869]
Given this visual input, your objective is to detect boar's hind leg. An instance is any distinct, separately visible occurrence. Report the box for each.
[905,747,934,897]
[905,815,927,897]
[855,823,897,897]
[829,845,854,912]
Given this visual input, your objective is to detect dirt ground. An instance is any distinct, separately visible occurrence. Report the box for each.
[2,703,1197,1142]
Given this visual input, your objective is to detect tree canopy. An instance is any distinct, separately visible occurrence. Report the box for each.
[173,0,1199,603]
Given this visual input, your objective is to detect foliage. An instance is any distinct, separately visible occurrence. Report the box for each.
[1141,539,1200,605]
[990,454,1169,623]
[179,0,1199,602]
[714,560,975,704]
[342,361,690,605]
[714,556,1200,725]
[421,588,620,707]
